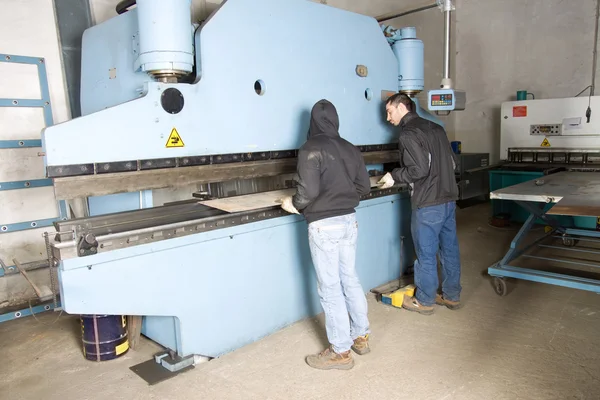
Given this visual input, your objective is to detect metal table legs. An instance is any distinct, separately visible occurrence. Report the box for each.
[488,201,600,296]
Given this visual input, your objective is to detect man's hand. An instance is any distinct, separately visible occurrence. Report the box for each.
[281,196,300,214]
[377,172,395,189]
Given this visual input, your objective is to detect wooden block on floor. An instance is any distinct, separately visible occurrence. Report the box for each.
[128,315,143,350]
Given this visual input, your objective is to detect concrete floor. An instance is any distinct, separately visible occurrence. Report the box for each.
[1,203,600,400]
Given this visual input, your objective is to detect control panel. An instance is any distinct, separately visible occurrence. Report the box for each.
[530,124,562,136]
[428,89,466,111]
[431,93,453,107]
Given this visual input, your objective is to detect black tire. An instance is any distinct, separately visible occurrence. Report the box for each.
[493,277,508,297]
[562,236,577,247]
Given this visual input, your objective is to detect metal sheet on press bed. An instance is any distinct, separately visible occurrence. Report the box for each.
[199,176,384,213]
[198,189,296,213]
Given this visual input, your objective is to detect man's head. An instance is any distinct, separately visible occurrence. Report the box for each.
[385,93,415,126]
[308,99,340,139]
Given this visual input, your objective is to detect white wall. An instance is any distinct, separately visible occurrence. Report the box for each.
[0,0,70,307]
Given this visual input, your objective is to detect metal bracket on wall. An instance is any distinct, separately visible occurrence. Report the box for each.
[0,139,42,148]
[0,259,47,278]
[0,53,68,240]
[0,178,53,191]
[0,301,60,323]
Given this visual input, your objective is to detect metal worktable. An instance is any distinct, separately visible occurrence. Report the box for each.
[487,171,600,295]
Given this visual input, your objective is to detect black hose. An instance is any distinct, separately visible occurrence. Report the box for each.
[116,0,136,15]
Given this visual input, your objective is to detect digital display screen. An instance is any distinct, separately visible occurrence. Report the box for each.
[431,93,453,106]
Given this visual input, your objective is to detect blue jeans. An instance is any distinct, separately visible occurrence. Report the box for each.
[411,201,462,306]
[308,213,370,353]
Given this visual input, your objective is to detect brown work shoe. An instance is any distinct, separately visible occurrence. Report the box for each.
[402,296,434,315]
[351,334,370,355]
[435,294,462,310]
[305,347,354,370]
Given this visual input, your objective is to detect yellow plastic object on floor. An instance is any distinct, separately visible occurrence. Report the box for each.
[381,284,415,308]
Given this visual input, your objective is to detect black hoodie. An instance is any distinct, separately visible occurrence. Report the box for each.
[292,100,371,224]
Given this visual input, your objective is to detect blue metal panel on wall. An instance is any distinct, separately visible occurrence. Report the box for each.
[0,99,46,107]
[0,302,59,323]
[0,53,66,233]
[0,140,43,148]
[0,179,53,191]
[0,54,53,127]
[0,218,60,234]
[59,193,413,358]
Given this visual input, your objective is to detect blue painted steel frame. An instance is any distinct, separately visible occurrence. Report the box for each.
[488,200,600,293]
[0,266,14,277]
[0,139,42,148]
[0,54,53,134]
[0,301,60,323]
[0,178,53,191]
[0,53,67,236]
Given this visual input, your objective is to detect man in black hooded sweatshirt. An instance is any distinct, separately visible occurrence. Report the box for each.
[280,99,372,371]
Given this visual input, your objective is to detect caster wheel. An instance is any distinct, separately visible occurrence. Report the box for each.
[562,237,577,247]
[493,277,508,297]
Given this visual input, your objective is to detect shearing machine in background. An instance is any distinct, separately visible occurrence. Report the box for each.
[491,96,600,229]
[488,95,600,297]
[40,0,456,377]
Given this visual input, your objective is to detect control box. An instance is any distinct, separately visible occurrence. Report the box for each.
[427,89,466,111]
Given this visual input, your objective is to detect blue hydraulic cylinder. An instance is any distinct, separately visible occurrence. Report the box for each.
[392,27,424,94]
[135,0,194,76]
[382,25,424,94]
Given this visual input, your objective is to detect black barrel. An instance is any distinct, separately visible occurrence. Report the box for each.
[81,314,129,361]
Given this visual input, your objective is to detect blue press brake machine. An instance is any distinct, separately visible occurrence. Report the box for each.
[41,0,459,372]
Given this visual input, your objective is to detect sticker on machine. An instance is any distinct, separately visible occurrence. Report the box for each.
[166,128,185,148]
[513,106,527,117]
[540,138,551,147]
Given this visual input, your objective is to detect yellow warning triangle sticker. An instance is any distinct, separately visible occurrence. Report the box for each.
[166,128,185,148]
[540,138,551,147]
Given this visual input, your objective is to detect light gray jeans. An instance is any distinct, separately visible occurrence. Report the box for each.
[308,213,370,353]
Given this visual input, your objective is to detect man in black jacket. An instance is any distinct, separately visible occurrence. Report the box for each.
[378,93,462,315]
[280,99,372,371]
